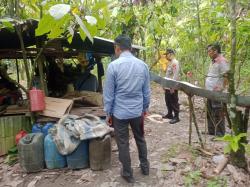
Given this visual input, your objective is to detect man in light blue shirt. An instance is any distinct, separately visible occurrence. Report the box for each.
[103,35,150,183]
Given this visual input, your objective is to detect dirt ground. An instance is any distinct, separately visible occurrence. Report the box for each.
[0,83,250,187]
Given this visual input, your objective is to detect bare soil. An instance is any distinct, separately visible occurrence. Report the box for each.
[0,83,249,187]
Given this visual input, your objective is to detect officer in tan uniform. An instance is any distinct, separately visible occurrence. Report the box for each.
[163,49,180,124]
[205,43,229,136]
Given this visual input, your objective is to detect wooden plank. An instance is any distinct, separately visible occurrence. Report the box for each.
[41,97,73,118]
[150,72,250,107]
[5,105,30,115]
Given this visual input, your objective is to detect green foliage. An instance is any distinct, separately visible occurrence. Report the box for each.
[74,13,93,43]
[34,1,110,43]
[216,133,247,154]
[161,143,198,163]
[0,18,14,32]
[241,143,250,157]
[206,176,227,187]
[184,170,201,187]
[4,146,18,166]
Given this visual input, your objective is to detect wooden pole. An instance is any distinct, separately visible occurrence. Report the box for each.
[188,95,204,148]
[37,55,48,96]
[96,58,103,92]
[188,95,193,145]
[15,24,30,88]
[203,99,207,146]
[15,59,19,83]
[29,47,45,89]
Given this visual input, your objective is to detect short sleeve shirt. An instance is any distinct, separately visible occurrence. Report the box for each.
[166,59,180,81]
[205,55,229,91]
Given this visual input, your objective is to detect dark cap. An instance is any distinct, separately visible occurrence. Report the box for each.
[114,35,132,50]
[165,48,175,55]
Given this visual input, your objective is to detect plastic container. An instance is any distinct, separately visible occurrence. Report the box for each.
[15,130,27,145]
[29,88,45,112]
[89,135,111,170]
[66,140,89,169]
[44,134,66,169]
[42,123,53,136]
[32,123,42,134]
[18,133,44,173]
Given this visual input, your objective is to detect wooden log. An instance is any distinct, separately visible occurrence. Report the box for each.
[150,72,250,107]
[214,156,229,174]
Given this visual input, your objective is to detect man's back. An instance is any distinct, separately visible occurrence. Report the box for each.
[104,51,150,119]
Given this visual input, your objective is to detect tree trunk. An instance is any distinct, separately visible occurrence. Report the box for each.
[195,0,206,86]
[139,27,147,61]
[230,111,248,168]
[229,0,247,169]
[8,0,15,17]
[16,24,31,88]
[37,55,48,96]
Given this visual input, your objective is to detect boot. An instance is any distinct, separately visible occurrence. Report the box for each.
[162,113,173,119]
[170,113,180,124]
[121,169,135,183]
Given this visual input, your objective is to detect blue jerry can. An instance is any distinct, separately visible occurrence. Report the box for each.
[66,140,89,169]
[32,123,42,133]
[44,134,66,169]
[42,123,54,136]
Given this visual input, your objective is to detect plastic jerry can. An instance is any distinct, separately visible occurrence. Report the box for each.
[42,123,53,136]
[18,133,44,173]
[15,130,27,145]
[32,123,43,133]
[44,134,66,169]
[66,140,89,169]
[29,88,45,112]
[89,134,111,170]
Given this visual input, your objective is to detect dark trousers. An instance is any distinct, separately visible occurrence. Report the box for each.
[207,99,225,136]
[113,115,149,177]
[165,89,180,117]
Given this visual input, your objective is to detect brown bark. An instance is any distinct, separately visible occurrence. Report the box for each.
[15,24,31,87]
[229,0,247,169]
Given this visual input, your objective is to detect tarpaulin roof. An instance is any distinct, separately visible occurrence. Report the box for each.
[0,19,144,57]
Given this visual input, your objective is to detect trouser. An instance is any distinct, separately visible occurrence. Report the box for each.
[165,89,180,117]
[207,99,225,136]
[113,115,149,177]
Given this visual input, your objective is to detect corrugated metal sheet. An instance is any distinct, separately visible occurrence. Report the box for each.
[0,115,31,155]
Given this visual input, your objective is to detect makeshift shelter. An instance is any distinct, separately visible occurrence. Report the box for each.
[0,19,144,155]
